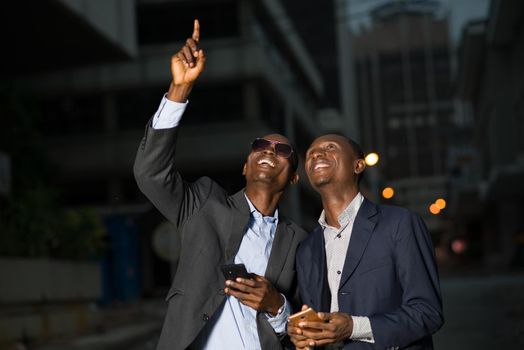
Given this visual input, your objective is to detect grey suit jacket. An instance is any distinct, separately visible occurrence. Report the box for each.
[134,122,308,350]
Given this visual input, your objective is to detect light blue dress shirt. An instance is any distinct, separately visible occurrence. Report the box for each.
[192,195,291,349]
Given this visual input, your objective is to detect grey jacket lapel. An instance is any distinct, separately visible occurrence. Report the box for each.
[339,198,378,288]
[264,216,295,283]
[225,190,295,284]
[225,190,250,262]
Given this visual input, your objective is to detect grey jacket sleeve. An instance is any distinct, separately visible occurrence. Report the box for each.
[133,120,213,231]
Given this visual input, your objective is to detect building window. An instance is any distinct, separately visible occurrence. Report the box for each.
[39,94,105,135]
[117,86,166,130]
[182,82,243,124]
[137,0,240,46]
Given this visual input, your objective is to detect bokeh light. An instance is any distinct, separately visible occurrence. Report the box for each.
[435,198,446,209]
[382,187,394,199]
[365,152,379,166]
[429,203,441,215]
[451,239,467,254]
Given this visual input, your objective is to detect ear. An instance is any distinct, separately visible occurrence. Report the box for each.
[289,172,299,185]
[242,163,247,176]
[354,159,366,174]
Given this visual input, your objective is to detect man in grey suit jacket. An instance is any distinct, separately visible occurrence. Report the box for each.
[288,135,443,349]
[134,20,308,350]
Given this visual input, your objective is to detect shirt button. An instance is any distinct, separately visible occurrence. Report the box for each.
[337,270,341,275]
[202,313,209,321]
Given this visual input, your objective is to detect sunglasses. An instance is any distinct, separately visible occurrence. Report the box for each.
[251,138,294,158]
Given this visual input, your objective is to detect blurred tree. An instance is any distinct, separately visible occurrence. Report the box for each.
[0,85,106,260]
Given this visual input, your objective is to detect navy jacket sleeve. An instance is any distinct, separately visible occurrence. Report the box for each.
[369,211,443,348]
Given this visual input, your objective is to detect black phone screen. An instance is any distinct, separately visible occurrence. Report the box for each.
[220,263,251,280]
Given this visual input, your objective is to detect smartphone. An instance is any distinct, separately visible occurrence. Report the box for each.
[220,263,252,281]
[288,307,323,331]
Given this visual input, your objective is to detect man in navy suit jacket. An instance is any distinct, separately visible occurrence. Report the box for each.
[288,135,443,350]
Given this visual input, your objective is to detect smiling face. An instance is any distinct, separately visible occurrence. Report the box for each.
[305,134,365,191]
[243,134,298,192]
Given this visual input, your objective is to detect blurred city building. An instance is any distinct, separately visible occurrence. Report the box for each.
[454,0,524,269]
[0,152,11,197]
[4,0,351,337]
[0,0,140,347]
[351,0,453,235]
[3,0,523,348]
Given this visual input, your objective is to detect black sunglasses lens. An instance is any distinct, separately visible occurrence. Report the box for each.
[275,144,293,158]
[252,138,271,151]
[251,138,293,158]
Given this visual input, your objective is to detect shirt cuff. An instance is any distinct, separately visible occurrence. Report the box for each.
[264,294,290,334]
[151,94,188,129]
[350,316,374,343]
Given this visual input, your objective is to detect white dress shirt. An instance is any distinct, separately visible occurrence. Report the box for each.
[318,192,374,343]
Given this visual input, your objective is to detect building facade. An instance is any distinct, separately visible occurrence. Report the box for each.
[455,0,524,268]
[352,0,453,234]
[16,0,337,295]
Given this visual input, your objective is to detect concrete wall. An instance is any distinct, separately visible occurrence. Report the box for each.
[60,0,137,57]
[0,258,101,303]
[0,259,102,346]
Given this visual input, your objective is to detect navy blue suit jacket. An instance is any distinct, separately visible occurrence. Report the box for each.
[296,198,443,349]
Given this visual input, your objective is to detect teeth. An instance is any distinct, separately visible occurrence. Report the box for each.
[314,162,329,170]
[258,158,275,167]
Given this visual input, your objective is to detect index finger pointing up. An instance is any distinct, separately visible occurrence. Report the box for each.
[192,19,200,42]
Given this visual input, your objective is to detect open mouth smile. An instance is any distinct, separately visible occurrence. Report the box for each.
[310,160,331,172]
[257,157,276,168]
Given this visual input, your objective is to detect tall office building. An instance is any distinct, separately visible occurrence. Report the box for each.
[455,0,524,268]
[352,0,453,232]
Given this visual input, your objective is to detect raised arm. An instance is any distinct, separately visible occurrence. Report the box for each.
[167,19,206,102]
[134,19,211,230]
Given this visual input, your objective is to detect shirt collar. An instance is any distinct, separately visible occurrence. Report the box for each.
[318,192,363,230]
[244,193,279,223]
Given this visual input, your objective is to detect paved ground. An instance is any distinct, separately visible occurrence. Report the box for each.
[29,272,524,350]
[434,273,524,349]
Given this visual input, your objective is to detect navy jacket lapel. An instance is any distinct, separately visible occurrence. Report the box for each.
[339,198,378,288]
[308,227,331,312]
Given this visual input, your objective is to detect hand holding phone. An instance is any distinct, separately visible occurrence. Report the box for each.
[288,307,323,332]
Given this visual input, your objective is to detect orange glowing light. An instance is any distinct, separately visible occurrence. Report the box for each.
[429,203,440,215]
[382,187,394,199]
[435,198,446,209]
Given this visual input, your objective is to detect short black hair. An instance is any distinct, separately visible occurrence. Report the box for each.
[346,137,365,185]
[288,145,299,173]
[346,138,364,160]
[327,133,365,184]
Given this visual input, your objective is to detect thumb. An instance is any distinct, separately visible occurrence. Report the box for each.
[317,312,330,321]
[253,274,265,282]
